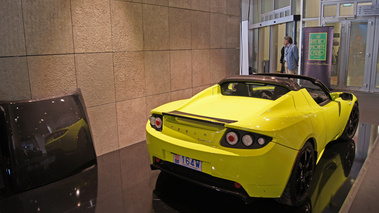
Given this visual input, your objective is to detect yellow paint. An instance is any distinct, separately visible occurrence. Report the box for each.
[146,83,358,198]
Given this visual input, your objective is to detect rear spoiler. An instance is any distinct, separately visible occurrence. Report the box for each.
[162,111,237,126]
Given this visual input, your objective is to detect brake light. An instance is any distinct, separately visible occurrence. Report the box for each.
[234,182,241,189]
[149,115,163,131]
[155,157,161,163]
[155,117,162,129]
[226,132,238,145]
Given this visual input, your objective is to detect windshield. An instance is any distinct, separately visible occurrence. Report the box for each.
[220,82,290,100]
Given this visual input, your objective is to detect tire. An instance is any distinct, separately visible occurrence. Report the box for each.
[278,141,315,206]
[340,102,359,140]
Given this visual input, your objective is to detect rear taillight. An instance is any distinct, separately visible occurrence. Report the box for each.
[242,135,253,147]
[155,157,161,163]
[257,137,267,146]
[226,132,238,145]
[155,117,162,129]
[149,114,163,131]
[221,129,272,149]
[234,182,242,189]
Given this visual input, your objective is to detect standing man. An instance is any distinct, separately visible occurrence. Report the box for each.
[283,36,299,74]
[279,46,285,73]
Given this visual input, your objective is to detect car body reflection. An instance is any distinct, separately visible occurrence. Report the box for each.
[0,90,96,195]
[45,118,90,154]
[309,139,355,212]
[153,139,356,213]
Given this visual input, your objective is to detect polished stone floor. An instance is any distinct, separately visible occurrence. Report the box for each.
[1,91,378,213]
[0,139,361,213]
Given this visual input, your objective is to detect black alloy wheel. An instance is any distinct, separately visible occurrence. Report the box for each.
[294,144,314,201]
[341,102,359,140]
[278,142,315,206]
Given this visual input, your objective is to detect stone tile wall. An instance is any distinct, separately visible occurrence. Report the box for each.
[0,0,241,156]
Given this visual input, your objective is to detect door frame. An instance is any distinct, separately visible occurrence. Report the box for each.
[370,15,379,93]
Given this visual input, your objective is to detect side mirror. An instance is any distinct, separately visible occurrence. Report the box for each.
[339,92,353,101]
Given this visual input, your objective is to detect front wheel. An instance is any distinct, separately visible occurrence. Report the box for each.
[277,141,315,206]
[340,102,359,140]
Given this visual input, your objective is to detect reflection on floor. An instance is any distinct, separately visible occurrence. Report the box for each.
[0,138,362,213]
[0,165,97,212]
[0,91,378,213]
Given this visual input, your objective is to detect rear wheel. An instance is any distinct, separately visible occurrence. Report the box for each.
[340,102,359,140]
[278,141,315,206]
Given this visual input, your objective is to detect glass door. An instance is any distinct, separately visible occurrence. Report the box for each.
[346,21,368,89]
[324,22,342,87]
[325,19,374,91]
[347,19,375,92]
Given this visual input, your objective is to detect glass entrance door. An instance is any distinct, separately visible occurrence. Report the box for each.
[324,22,341,87]
[346,21,368,89]
[325,19,374,91]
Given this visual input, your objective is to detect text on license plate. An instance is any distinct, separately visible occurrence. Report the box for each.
[173,154,202,172]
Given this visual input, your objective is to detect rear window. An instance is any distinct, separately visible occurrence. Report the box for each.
[220,82,290,100]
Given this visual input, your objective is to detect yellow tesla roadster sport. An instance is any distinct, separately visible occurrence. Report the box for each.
[146,74,359,206]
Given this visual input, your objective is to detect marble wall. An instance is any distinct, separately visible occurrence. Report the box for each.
[0,0,241,155]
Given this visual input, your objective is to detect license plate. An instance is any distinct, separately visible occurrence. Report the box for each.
[173,154,202,172]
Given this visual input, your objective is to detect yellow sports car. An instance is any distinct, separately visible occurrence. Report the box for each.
[146,74,359,206]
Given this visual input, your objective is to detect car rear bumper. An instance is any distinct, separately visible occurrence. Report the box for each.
[146,124,299,199]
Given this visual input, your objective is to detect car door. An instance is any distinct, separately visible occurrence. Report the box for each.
[299,81,343,146]
[318,101,343,141]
